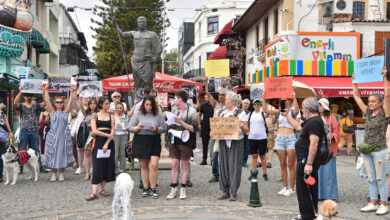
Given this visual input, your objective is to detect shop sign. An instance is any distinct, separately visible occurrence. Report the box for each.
[265,32,360,68]
[315,88,384,97]
[0,31,26,57]
[0,56,6,73]
[11,66,30,79]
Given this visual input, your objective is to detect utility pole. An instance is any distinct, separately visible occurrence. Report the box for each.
[162,0,169,74]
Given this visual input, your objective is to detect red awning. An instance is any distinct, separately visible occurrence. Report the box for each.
[214,21,233,44]
[208,46,227,60]
[102,72,203,93]
[294,76,384,97]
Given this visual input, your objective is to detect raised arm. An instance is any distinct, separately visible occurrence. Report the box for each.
[14,85,23,109]
[261,97,279,115]
[292,91,299,117]
[226,76,232,90]
[128,99,139,117]
[43,86,54,114]
[283,111,302,131]
[64,88,75,113]
[382,67,390,117]
[352,74,368,114]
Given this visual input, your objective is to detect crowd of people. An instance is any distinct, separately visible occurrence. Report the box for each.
[2,68,390,219]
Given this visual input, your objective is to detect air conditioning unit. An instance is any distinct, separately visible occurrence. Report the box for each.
[333,0,352,14]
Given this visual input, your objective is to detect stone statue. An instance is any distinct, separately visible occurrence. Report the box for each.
[114,16,162,90]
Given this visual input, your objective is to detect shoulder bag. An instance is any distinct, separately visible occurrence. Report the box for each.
[342,118,354,133]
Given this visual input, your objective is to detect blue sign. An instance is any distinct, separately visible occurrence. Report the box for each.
[0,56,6,73]
[353,56,385,83]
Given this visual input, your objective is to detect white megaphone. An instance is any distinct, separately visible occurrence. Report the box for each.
[168,129,190,144]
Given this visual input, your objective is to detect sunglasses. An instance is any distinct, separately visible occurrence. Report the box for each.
[113,96,121,98]
[55,101,64,104]
[253,102,261,105]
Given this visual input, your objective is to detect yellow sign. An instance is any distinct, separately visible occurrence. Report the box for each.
[205,59,230,77]
[210,117,239,140]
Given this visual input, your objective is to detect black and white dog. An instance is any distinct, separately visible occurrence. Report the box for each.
[2,142,39,185]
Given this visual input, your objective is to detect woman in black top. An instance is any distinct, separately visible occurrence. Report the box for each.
[86,97,116,201]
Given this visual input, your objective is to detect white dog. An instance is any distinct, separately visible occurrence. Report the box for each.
[111,173,134,220]
[2,142,39,185]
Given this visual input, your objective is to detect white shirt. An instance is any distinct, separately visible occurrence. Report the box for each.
[278,107,301,129]
[110,102,127,111]
[237,110,249,140]
[248,111,267,140]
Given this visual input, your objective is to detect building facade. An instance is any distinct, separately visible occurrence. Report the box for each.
[178,21,194,76]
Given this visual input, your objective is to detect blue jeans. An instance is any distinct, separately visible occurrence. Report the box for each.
[0,142,4,178]
[209,139,219,178]
[19,131,42,166]
[362,148,388,202]
[243,135,249,165]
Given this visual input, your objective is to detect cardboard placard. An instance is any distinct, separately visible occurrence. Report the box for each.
[250,84,264,100]
[20,79,43,94]
[210,117,239,140]
[79,81,102,97]
[264,77,293,99]
[353,56,384,83]
[205,59,230,77]
[77,75,98,82]
[48,75,71,92]
[157,92,168,108]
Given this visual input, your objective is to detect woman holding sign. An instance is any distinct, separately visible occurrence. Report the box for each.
[216,91,249,201]
[353,67,390,215]
[128,96,166,198]
[262,92,300,197]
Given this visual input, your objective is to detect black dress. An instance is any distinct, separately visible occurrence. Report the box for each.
[91,114,116,184]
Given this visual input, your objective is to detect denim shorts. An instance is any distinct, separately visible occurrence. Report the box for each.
[274,134,296,151]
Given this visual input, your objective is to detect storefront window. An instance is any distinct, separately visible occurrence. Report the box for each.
[207,16,218,35]
[352,1,365,19]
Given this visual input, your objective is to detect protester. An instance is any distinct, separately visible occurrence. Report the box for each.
[129,96,166,198]
[284,97,324,220]
[75,97,98,180]
[216,91,248,201]
[262,103,277,168]
[241,99,251,167]
[113,102,129,174]
[166,90,197,200]
[248,99,268,181]
[203,76,231,183]
[128,87,157,117]
[38,104,50,155]
[86,96,116,201]
[338,110,354,156]
[318,98,340,201]
[109,92,127,114]
[42,86,75,181]
[14,86,46,173]
[262,93,299,196]
[0,99,13,182]
[198,91,214,166]
[353,68,390,215]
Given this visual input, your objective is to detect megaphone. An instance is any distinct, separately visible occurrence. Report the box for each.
[168,129,190,144]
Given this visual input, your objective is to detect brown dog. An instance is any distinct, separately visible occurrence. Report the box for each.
[316,200,339,220]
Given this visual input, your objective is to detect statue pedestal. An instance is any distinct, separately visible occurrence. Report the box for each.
[158,133,172,170]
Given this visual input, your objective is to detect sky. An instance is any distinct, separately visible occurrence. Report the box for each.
[59,0,211,59]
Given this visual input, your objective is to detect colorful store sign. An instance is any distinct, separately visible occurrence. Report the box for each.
[0,26,30,57]
[265,32,360,70]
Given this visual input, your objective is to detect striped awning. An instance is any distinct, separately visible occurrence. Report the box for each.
[36,38,50,54]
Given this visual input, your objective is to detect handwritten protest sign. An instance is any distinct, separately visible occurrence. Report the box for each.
[250,84,264,100]
[157,92,168,108]
[353,56,384,83]
[21,79,43,94]
[264,77,293,99]
[48,75,71,93]
[205,59,230,77]
[210,117,239,140]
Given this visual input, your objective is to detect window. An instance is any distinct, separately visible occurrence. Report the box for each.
[198,22,201,41]
[59,46,68,64]
[352,1,365,19]
[199,55,201,72]
[256,25,260,48]
[387,2,390,20]
[264,17,269,45]
[207,52,212,60]
[207,16,218,35]
[274,10,278,35]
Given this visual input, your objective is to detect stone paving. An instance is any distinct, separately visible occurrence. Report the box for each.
[1,144,389,219]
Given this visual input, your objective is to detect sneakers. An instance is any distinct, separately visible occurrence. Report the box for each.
[267,162,272,168]
[283,188,295,196]
[257,162,262,167]
[209,176,219,182]
[142,188,149,197]
[58,173,64,181]
[75,167,82,175]
[218,192,230,200]
[200,160,207,165]
[180,187,187,199]
[190,157,194,161]
[150,188,158,199]
[229,194,237,201]
[277,187,288,195]
[376,204,389,215]
[166,187,178,199]
[50,173,57,182]
[361,203,379,212]
[263,174,268,181]
[186,180,193,187]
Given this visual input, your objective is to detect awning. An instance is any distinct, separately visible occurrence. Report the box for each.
[294,76,384,97]
[214,21,233,44]
[208,46,227,60]
[30,28,44,48]
[36,38,50,54]
[102,72,203,93]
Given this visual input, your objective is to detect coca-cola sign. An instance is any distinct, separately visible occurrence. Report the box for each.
[154,81,175,91]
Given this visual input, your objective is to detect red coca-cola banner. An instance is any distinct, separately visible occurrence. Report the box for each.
[315,88,384,97]
[102,72,202,93]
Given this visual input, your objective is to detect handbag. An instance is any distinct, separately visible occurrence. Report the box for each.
[320,131,333,166]
[358,143,376,154]
[342,118,354,133]
[85,134,96,151]
[0,126,9,143]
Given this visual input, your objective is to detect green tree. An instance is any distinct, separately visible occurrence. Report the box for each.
[91,0,166,77]
[164,48,178,75]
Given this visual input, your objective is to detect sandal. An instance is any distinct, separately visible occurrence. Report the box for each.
[85,193,98,201]
[84,174,91,181]
[100,190,110,197]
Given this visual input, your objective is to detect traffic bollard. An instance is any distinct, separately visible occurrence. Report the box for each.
[247,169,262,207]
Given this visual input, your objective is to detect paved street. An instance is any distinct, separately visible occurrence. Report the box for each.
[1,141,389,220]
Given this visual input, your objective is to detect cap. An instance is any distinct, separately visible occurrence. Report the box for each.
[318,98,330,111]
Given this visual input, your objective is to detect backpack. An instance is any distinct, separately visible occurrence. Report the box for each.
[248,111,268,135]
